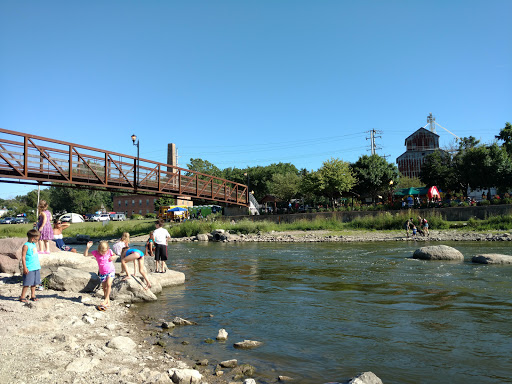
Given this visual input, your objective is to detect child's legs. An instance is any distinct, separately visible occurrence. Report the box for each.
[20,285,29,299]
[133,260,137,275]
[30,285,36,298]
[122,254,139,277]
[138,259,150,286]
[44,240,50,252]
[102,277,113,305]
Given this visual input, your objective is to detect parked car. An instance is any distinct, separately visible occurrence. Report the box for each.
[0,217,15,224]
[84,214,94,222]
[109,213,126,221]
[92,213,110,222]
[59,213,85,223]
[13,217,29,224]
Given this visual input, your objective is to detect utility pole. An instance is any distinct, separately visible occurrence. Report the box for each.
[366,129,382,155]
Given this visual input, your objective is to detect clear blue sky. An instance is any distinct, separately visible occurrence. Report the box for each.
[1,0,510,199]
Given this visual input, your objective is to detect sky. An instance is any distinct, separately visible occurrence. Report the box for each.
[1,0,511,199]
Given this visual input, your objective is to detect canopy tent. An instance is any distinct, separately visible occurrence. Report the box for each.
[394,187,429,197]
[427,186,440,199]
[168,207,188,212]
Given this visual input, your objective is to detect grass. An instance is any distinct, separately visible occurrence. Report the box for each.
[2,214,512,239]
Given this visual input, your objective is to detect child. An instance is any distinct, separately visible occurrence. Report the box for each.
[145,231,155,257]
[36,200,53,254]
[113,232,136,275]
[154,220,170,273]
[411,224,417,238]
[20,229,41,303]
[52,219,77,252]
[84,241,116,311]
[120,247,151,290]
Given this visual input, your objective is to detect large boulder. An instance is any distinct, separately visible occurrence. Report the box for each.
[113,255,156,274]
[39,252,98,271]
[107,336,137,352]
[109,275,158,303]
[472,254,512,264]
[412,245,464,261]
[46,266,101,292]
[152,269,186,288]
[0,238,25,273]
[168,368,202,384]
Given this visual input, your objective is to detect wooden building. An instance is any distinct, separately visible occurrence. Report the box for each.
[396,128,440,178]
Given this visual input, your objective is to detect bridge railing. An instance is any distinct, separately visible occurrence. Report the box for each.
[0,128,248,206]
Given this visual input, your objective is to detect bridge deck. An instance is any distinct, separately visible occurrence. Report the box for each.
[0,128,248,206]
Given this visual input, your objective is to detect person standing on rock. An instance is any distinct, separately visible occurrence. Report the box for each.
[154,220,170,273]
[120,247,151,290]
[403,218,413,238]
[36,200,53,254]
[84,241,116,311]
[20,229,42,303]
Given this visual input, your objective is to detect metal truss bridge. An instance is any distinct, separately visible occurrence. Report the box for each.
[0,128,249,206]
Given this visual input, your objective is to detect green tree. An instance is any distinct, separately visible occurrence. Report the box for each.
[458,136,480,151]
[351,155,399,203]
[495,122,512,156]
[186,158,222,178]
[49,186,113,214]
[154,196,176,211]
[268,172,301,203]
[316,158,356,204]
[396,175,423,189]
[419,150,461,192]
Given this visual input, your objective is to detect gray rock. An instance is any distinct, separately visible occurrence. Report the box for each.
[233,340,263,349]
[173,317,197,326]
[278,376,294,381]
[412,245,464,261]
[109,275,158,303]
[168,368,202,384]
[152,270,186,288]
[244,379,257,384]
[65,357,100,372]
[211,229,226,241]
[231,364,256,380]
[347,371,383,384]
[162,321,175,329]
[217,328,228,340]
[219,359,238,368]
[46,267,101,292]
[107,336,137,352]
[196,234,209,241]
[82,315,95,325]
[472,253,512,264]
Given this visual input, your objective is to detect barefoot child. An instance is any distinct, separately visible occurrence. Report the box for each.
[20,229,41,303]
[84,241,116,311]
[120,247,151,290]
[113,232,136,275]
[145,231,155,257]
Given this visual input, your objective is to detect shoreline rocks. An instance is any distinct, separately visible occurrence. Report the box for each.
[412,245,464,261]
[472,253,512,264]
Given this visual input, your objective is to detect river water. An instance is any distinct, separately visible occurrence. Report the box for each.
[133,241,512,384]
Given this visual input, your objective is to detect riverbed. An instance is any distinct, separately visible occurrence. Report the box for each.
[131,241,512,384]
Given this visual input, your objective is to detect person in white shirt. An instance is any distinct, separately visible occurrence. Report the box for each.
[153,220,170,273]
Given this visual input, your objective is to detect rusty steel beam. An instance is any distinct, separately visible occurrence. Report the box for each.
[0,128,249,206]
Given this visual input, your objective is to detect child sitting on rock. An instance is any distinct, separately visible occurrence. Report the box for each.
[84,241,116,311]
[120,247,151,290]
[145,231,155,257]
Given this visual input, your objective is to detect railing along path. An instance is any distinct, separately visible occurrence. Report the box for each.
[0,128,248,206]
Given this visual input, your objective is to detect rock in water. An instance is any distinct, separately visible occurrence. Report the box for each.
[234,340,263,349]
[412,245,464,261]
[472,253,512,264]
[172,316,197,326]
[219,359,238,368]
[217,328,228,340]
[347,371,383,384]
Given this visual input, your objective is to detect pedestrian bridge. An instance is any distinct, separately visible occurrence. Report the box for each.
[0,128,249,206]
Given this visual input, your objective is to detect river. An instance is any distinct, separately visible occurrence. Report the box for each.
[133,241,512,384]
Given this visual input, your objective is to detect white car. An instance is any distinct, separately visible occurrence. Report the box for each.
[59,213,85,223]
[92,214,110,222]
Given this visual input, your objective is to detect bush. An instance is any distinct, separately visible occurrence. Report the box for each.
[145,213,157,219]
[479,200,491,206]
[502,198,512,205]
[131,214,144,220]
[491,199,501,205]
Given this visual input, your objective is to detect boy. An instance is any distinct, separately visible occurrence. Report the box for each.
[20,229,41,302]
[154,220,170,273]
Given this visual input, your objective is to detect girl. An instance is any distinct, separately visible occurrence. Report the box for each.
[53,219,77,252]
[20,229,41,303]
[120,247,151,290]
[145,231,155,257]
[36,200,53,254]
[113,232,137,275]
[84,241,116,311]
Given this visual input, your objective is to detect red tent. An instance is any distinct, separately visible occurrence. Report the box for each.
[427,186,440,199]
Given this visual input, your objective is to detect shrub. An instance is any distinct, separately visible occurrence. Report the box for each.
[131,214,144,220]
[479,200,491,206]
[145,213,157,219]
[491,199,501,205]
[502,198,512,205]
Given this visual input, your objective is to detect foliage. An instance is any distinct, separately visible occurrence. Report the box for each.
[268,172,301,203]
[316,158,356,203]
[145,213,157,219]
[420,150,460,192]
[186,158,222,178]
[495,122,512,156]
[154,196,176,211]
[131,214,144,220]
[351,155,399,202]
[395,175,423,189]
[49,186,113,214]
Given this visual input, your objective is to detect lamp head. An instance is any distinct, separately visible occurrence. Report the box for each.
[131,134,137,144]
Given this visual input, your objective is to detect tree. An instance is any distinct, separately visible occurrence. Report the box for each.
[186,158,222,178]
[316,158,356,204]
[154,196,176,211]
[396,175,423,189]
[496,122,512,157]
[458,136,480,151]
[49,186,113,214]
[419,150,461,192]
[351,155,399,203]
[268,172,301,203]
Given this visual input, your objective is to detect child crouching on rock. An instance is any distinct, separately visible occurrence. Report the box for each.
[120,247,151,290]
[20,229,42,303]
[84,241,116,311]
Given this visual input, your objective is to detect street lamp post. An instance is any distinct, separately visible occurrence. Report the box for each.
[131,134,140,188]
[243,172,250,203]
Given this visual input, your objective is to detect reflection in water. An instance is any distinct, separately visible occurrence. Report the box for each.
[135,241,512,384]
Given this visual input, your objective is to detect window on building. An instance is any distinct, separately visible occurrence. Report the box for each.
[146,199,149,204]
[139,199,142,205]
[139,209,142,214]
[132,200,135,204]
[118,201,121,206]
[125,200,128,206]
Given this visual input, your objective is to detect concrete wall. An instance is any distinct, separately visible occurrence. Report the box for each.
[222,204,512,224]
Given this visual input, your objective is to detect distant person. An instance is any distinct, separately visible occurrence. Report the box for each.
[120,247,151,290]
[418,216,429,237]
[145,231,155,257]
[154,220,170,273]
[84,241,115,311]
[403,218,413,238]
[36,200,53,254]
[411,223,417,238]
[19,229,41,303]
[407,196,414,209]
[52,219,77,252]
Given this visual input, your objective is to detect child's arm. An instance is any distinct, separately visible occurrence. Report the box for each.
[40,212,47,229]
[21,244,28,275]
[84,241,93,257]
[61,223,71,230]
[109,250,116,262]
